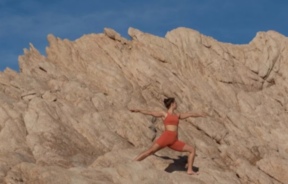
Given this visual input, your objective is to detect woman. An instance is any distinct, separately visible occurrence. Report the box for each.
[130,97,207,175]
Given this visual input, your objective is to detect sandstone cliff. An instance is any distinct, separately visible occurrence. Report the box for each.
[0,27,288,184]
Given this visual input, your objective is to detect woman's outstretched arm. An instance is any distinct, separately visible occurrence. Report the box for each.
[130,108,165,118]
[179,111,207,119]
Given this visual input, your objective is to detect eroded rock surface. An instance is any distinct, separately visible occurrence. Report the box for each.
[0,27,288,183]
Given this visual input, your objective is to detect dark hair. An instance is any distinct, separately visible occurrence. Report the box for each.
[163,97,175,109]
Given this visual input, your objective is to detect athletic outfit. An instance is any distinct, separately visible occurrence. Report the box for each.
[155,113,185,151]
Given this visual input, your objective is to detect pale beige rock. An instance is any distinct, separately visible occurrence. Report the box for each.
[104,27,128,44]
[235,158,282,184]
[0,27,288,183]
[257,157,288,184]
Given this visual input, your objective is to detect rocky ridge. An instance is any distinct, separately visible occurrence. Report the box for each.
[0,27,288,184]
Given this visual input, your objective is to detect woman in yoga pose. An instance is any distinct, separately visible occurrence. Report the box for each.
[130,97,207,175]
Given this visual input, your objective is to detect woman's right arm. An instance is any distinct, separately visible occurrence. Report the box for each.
[130,108,165,118]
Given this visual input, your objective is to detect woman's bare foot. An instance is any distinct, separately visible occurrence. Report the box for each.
[187,170,199,175]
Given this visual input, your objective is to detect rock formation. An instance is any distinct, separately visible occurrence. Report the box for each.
[0,27,288,184]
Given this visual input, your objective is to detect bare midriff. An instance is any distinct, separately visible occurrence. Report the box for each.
[165,125,178,132]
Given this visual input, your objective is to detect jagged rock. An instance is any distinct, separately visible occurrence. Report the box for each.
[104,28,128,44]
[0,27,287,183]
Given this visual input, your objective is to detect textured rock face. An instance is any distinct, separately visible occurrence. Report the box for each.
[0,27,288,184]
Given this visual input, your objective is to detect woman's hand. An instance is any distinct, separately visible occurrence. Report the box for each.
[129,108,165,118]
[200,111,209,117]
[179,111,208,119]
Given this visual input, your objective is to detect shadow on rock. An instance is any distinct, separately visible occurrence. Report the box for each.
[154,155,199,173]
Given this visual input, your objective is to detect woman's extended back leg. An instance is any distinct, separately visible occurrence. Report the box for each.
[133,143,162,161]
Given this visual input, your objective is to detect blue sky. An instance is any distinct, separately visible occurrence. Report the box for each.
[0,0,287,71]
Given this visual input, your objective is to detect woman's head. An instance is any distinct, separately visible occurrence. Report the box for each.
[163,97,177,109]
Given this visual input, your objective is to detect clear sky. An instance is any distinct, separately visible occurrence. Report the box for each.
[0,0,287,71]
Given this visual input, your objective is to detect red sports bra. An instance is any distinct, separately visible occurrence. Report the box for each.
[164,113,179,126]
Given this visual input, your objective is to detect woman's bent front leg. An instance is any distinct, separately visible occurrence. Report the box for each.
[182,144,198,175]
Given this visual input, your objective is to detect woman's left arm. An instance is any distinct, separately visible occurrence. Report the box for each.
[179,111,207,119]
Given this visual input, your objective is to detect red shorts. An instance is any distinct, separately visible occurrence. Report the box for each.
[155,131,185,151]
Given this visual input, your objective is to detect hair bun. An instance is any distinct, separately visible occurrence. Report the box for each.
[163,97,175,109]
